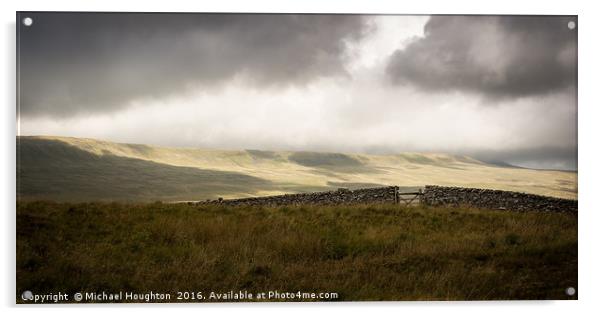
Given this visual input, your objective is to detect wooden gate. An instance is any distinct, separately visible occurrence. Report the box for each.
[395,188,424,206]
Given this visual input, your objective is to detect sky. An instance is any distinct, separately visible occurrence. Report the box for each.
[17,13,577,170]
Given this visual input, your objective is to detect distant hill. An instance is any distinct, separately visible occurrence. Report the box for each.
[16,136,577,201]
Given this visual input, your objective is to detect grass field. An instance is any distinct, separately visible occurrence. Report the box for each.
[17,202,577,302]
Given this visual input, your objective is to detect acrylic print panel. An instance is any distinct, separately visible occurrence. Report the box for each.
[16,12,578,303]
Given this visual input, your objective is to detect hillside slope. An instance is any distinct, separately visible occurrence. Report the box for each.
[17,136,577,201]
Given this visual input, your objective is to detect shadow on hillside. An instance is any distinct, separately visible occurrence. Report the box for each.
[17,138,275,202]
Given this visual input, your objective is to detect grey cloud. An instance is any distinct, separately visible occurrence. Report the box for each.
[386,16,577,98]
[18,12,370,117]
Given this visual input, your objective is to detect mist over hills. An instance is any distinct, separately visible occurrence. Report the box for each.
[17,136,577,202]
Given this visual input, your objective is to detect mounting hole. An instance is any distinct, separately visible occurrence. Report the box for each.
[21,290,33,300]
[22,17,33,27]
[565,287,576,296]
[567,21,576,30]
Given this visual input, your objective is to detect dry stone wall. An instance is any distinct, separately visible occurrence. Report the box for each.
[197,186,398,207]
[420,185,577,213]
[195,185,577,213]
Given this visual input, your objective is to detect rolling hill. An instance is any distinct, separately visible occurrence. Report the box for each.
[17,136,577,202]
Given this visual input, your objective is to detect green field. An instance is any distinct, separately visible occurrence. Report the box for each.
[17,202,577,302]
[17,136,578,202]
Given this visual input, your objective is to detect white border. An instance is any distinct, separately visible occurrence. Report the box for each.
[2,1,602,315]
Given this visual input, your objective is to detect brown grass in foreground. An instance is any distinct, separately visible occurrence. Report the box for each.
[17,202,577,302]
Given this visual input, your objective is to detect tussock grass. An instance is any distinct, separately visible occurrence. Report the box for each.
[17,202,577,301]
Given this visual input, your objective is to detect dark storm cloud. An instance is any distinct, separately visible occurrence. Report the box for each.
[18,12,370,117]
[386,16,577,98]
